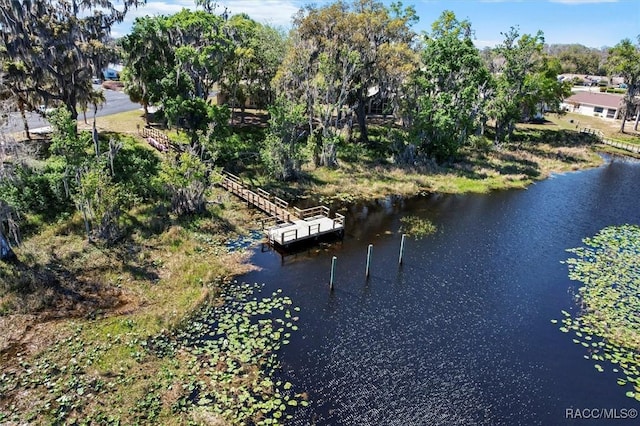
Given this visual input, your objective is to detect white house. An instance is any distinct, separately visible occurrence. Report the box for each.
[561,92,624,120]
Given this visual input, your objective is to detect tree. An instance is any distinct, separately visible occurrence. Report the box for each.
[0,130,22,255]
[166,9,231,101]
[121,16,174,125]
[0,0,143,121]
[407,11,490,161]
[222,14,287,122]
[277,11,363,167]
[158,151,209,216]
[345,0,418,144]
[520,56,571,121]
[122,9,233,149]
[261,96,308,180]
[74,164,127,242]
[276,0,418,158]
[489,28,546,143]
[48,108,92,199]
[546,44,605,75]
[606,37,640,132]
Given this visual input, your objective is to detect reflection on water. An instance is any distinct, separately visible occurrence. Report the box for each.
[241,157,640,425]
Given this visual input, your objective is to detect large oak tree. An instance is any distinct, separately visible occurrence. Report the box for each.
[407,11,490,161]
[276,0,418,165]
[0,0,144,124]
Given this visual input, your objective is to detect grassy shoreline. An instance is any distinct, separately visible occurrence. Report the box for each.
[260,118,606,207]
[1,111,638,424]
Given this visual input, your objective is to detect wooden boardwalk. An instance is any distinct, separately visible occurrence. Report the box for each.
[140,127,184,153]
[581,128,640,154]
[217,171,345,247]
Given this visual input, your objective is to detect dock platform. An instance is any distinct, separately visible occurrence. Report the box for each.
[217,171,345,248]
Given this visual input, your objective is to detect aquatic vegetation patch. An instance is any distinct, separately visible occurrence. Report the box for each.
[399,215,437,239]
[0,283,304,424]
[148,281,306,424]
[225,230,265,252]
[555,225,640,401]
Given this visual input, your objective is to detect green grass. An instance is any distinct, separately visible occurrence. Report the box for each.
[546,112,640,145]
[80,109,147,136]
[0,189,266,424]
[259,123,602,207]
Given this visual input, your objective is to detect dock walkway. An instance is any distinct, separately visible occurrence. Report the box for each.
[581,128,640,154]
[217,171,344,248]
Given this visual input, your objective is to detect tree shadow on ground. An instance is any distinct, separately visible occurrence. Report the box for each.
[512,128,599,148]
[472,151,542,179]
[1,253,127,321]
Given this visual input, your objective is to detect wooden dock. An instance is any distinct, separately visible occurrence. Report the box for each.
[140,127,184,153]
[217,171,345,248]
[581,128,640,154]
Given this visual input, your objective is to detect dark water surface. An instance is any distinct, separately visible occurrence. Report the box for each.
[241,157,640,425]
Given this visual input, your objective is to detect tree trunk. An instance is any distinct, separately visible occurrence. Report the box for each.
[619,108,627,133]
[230,84,238,124]
[93,121,100,157]
[346,111,354,143]
[0,231,15,261]
[18,101,31,141]
[68,95,79,122]
[634,105,639,131]
[355,100,368,144]
[143,103,150,125]
[81,205,92,240]
[109,141,115,176]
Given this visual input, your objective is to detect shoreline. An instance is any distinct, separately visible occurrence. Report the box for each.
[267,141,605,209]
[0,131,629,424]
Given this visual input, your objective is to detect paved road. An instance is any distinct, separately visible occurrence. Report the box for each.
[4,85,140,133]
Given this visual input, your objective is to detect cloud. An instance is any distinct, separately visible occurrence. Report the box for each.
[218,0,302,26]
[111,0,303,37]
[474,39,500,48]
[548,0,618,4]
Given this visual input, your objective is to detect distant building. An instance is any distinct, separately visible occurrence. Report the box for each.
[558,74,625,88]
[101,63,123,81]
[561,92,624,120]
[102,68,120,80]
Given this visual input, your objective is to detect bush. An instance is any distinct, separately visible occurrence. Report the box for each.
[0,164,72,220]
[110,136,162,202]
[599,87,626,94]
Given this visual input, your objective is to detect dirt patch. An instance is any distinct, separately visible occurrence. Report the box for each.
[0,315,71,372]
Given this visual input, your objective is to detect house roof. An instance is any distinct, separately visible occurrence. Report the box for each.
[564,92,624,109]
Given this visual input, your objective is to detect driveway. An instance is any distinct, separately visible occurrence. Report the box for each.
[3,85,140,133]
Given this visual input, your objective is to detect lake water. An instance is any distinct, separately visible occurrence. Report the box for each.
[241,156,640,425]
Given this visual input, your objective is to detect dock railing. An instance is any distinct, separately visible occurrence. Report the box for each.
[217,169,345,247]
[294,206,330,219]
[280,228,299,245]
[580,128,640,154]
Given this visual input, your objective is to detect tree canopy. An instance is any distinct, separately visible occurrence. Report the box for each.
[2,0,637,183]
[406,11,490,161]
[0,0,144,121]
[606,37,640,132]
[275,0,418,165]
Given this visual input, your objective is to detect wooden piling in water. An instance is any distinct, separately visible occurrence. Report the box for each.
[365,244,373,278]
[399,234,407,265]
[330,256,337,290]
